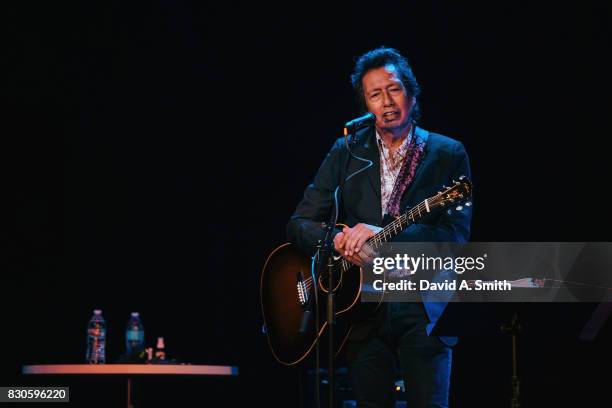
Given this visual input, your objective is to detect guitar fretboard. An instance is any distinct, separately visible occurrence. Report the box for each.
[337,195,445,273]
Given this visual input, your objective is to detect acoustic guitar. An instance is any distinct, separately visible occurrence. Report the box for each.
[260,176,472,366]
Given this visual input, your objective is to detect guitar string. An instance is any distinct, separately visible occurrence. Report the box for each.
[302,195,438,286]
[300,192,460,287]
[301,184,471,290]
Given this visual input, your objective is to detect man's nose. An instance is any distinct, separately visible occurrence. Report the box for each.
[382,90,394,106]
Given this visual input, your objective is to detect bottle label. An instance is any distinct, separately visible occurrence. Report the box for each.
[88,328,106,337]
[126,330,144,341]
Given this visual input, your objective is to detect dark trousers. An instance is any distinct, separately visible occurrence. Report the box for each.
[344,302,452,408]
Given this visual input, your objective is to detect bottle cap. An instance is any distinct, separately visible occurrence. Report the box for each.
[131,312,140,317]
[156,337,165,349]
[94,309,102,315]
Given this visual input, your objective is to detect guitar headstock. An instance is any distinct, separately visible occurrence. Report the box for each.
[433,176,473,210]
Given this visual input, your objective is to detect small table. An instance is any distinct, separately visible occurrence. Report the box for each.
[23,364,239,407]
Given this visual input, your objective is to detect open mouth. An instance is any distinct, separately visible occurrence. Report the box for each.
[383,111,400,120]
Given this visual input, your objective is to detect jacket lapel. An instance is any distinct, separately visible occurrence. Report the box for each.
[361,128,382,203]
[349,127,382,223]
[361,127,382,210]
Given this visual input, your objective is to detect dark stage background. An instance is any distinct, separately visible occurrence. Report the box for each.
[5,1,611,406]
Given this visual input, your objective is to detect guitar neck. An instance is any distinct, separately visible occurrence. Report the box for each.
[369,197,434,248]
[335,176,472,274]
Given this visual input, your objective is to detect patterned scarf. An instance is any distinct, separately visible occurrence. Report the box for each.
[385,126,428,217]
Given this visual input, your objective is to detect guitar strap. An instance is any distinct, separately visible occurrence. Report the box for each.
[385,125,428,217]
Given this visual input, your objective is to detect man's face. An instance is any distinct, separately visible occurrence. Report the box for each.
[362,64,414,132]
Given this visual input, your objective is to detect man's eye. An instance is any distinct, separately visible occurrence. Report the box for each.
[370,93,380,99]
[390,88,401,93]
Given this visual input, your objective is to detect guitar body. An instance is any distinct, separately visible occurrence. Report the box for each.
[260,243,381,366]
[260,177,472,366]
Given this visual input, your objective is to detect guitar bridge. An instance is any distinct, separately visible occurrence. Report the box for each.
[296,271,309,306]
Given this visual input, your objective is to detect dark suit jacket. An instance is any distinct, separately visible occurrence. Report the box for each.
[286,125,472,345]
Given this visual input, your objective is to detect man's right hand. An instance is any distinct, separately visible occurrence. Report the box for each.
[333,223,381,266]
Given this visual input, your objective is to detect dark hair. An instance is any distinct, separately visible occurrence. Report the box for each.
[350,47,421,122]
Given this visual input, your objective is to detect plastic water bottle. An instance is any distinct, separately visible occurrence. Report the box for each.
[125,312,145,357]
[85,309,106,364]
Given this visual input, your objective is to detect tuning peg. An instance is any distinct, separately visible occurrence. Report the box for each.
[456,205,463,211]
[465,202,472,207]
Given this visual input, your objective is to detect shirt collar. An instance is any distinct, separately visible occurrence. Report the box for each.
[375,124,413,153]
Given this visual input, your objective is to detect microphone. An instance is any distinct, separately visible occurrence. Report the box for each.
[343,112,376,135]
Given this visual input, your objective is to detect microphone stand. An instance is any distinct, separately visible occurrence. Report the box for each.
[501,312,521,408]
[318,124,358,408]
[318,218,335,408]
